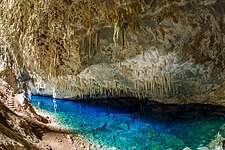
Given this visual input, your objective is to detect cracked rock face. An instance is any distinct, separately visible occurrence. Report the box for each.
[0,0,225,105]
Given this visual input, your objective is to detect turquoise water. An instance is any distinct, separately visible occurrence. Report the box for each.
[29,96,225,150]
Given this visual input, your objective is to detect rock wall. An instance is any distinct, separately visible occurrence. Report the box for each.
[0,0,225,105]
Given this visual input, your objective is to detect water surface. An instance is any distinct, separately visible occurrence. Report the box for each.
[29,96,225,150]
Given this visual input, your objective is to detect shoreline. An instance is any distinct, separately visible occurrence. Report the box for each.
[34,107,116,150]
[35,108,92,149]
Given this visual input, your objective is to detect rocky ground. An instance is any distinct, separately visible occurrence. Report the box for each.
[0,81,91,150]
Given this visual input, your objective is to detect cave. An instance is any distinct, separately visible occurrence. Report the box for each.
[0,0,225,149]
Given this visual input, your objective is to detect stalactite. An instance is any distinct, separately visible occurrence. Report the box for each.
[164,59,167,67]
[110,88,112,96]
[78,47,81,63]
[127,4,133,14]
[163,75,168,97]
[115,81,118,92]
[159,73,164,96]
[138,92,141,100]
[152,63,155,75]
[96,31,100,49]
[73,75,76,83]
[175,82,178,95]
[80,78,83,89]
[129,22,135,33]
[88,34,93,59]
[132,92,135,98]
[56,52,59,67]
[125,87,128,94]
[88,36,92,58]
[67,43,70,56]
[138,80,141,92]
[121,26,125,48]
[48,62,52,80]
[81,91,84,99]
[144,92,147,98]
[66,84,68,90]
[135,92,138,99]
[98,86,101,96]
[53,56,56,66]
[150,76,155,95]
[122,65,124,75]
[93,86,96,97]
[90,89,92,98]
[112,88,114,96]
[141,50,144,57]
[135,80,137,90]
[81,37,85,48]
[156,81,159,97]
[91,33,94,53]
[145,80,148,92]
[89,78,92,97]
[78,91,81,98]
[172,81,176,96]
[102,87,106,96]
[167,73,171,95]
[162,74,166,90]
[100,86,103,95]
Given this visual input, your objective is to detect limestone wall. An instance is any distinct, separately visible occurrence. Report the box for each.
[0,0,225,105]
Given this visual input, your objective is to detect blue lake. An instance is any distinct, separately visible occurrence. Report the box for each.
[29,96,225,150]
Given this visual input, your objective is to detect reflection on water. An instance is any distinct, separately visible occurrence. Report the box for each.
[29,96,225,150]
[53,98,57,112]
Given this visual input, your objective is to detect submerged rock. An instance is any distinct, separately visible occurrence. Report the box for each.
[116,122,129,131]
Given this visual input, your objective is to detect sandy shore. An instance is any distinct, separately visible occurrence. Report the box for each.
[35,108,92,150]
[34,108,113,150]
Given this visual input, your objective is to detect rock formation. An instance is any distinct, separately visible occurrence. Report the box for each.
[0,0,225,105]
